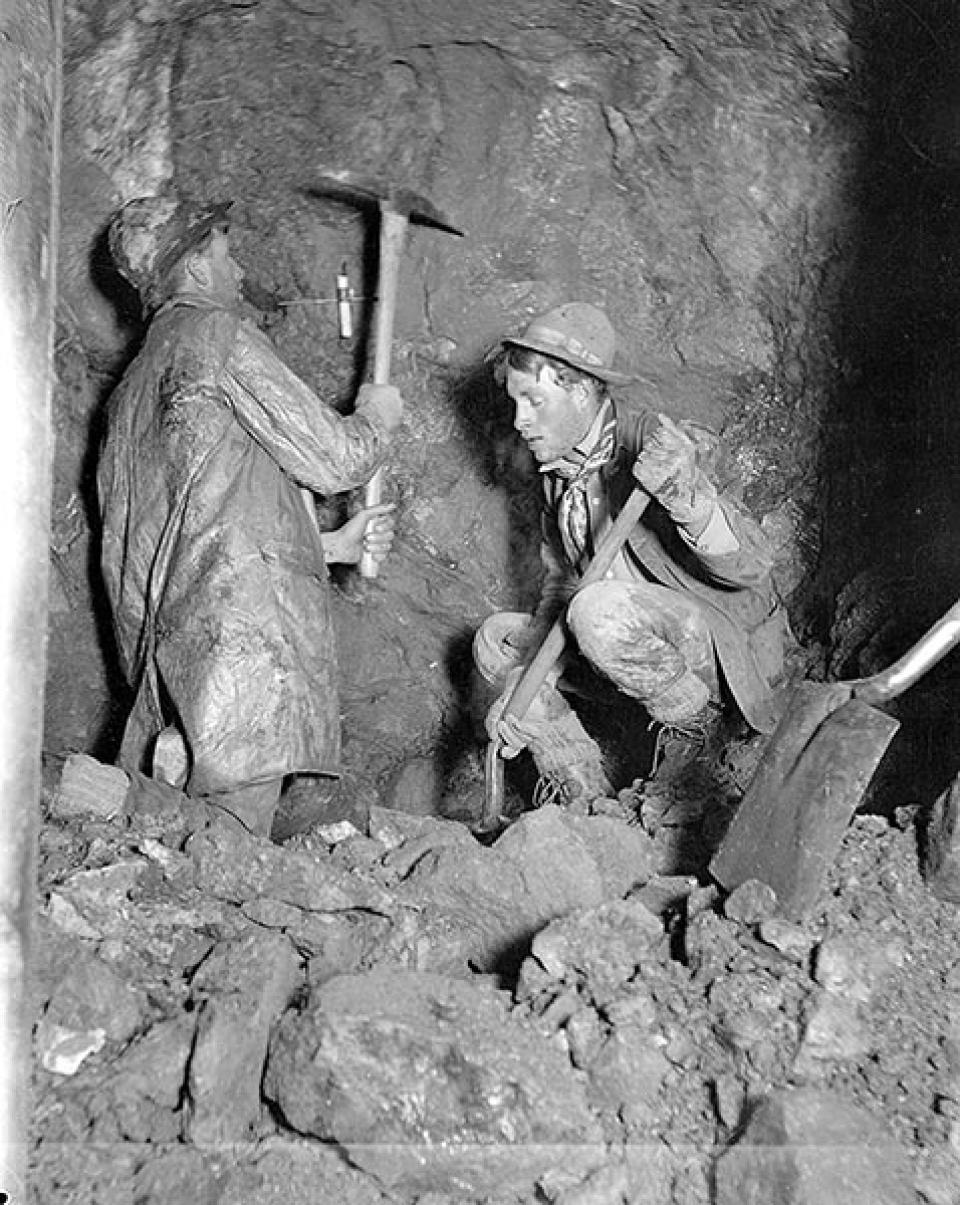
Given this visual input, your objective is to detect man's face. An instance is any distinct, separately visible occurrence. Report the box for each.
[506,363,597,463]
[199,227,243,302]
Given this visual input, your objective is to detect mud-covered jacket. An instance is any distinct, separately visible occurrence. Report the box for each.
[98,293,393,794]
[537,397,785,732]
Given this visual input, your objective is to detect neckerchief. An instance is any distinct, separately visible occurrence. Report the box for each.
[541,399,617,569]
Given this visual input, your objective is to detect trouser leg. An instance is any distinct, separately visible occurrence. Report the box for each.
[201,779,283,839]
[566,580,720,725]
[149,722,283,839]
[472,611,612,804]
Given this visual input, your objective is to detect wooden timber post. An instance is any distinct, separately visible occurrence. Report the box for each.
[0,1,62,1201]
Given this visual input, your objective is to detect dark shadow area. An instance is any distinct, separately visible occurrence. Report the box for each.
[825,0,960,809]
[445,355,544,609]
[79,223,146,761]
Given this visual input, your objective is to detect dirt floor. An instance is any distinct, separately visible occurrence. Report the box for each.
[27,728,960,1205]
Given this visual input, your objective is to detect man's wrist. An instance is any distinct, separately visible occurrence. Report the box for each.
[320,531,341,563]
[678,500,740,554]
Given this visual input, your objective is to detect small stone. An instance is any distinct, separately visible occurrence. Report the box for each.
[813,934,899,1002]
[795,993,871,1066]
[758,917,814,964]
[314,819,363,846]
[45,892,100,939]
[724,879,778,925]
[922,775,960,903]
[631,874,698,916]
[687,884,721,916]
[52,753,129,821]
[36,1021,106,1076]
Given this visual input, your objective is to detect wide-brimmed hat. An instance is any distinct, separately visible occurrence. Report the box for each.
[108,194,233,302]
[502,302,633,384]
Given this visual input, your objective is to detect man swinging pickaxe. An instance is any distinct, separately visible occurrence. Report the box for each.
[306,169,464,577]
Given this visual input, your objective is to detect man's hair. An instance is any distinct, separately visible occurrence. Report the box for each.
[495,344,607,398]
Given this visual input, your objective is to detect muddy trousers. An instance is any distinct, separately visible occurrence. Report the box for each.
[473,581,719,794]
[566,580,720,722]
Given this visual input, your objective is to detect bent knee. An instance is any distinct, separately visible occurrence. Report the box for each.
[472,610,532,684]
[568,580,630,633]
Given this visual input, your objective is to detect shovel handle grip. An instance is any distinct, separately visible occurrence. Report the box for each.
[360,205,408,579]
[851,598,960,705]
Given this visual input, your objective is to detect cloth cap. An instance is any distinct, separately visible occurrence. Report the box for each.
[502,302,633,384]
[108,195,233,300]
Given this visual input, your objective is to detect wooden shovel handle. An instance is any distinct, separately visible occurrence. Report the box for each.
[851,598,960,705]
[502,487,652,724]
[360,205,408,579]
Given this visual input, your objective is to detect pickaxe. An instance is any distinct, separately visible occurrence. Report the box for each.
[306,169,464,578]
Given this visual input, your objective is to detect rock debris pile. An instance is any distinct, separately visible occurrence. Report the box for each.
[28,753,960,1204]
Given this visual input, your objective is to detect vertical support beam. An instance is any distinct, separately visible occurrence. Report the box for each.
[0,1,62,1201]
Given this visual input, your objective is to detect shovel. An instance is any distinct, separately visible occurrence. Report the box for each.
[710,597,960,919]
[478,486,653,834]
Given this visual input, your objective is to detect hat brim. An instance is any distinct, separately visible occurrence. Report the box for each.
[154,200,234,284]
[502,333,634,385]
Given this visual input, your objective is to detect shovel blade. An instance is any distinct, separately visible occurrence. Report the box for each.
[709,681,900,920]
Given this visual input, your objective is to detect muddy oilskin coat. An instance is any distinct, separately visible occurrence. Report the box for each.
[98,295,392,796]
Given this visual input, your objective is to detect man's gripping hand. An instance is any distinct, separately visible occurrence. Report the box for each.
[484,663,563,759]
[356,383,404,433]
[632,413,717,535]
[485,668,534,759]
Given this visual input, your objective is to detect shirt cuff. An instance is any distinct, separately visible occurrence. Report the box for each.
[679,504,740,555]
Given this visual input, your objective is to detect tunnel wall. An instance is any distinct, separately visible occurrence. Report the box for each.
[48,0,860,808]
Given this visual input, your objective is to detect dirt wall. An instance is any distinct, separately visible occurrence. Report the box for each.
[50,0,857,808]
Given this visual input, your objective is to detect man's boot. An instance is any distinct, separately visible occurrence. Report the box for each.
[649,700,726,781]
[524,686,613,812]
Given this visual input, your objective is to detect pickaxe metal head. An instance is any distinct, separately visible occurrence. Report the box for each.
[304,167,464,237]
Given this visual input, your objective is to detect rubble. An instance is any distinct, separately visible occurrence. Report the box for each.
[715,1087,916,1205]
[29,750,960,1204]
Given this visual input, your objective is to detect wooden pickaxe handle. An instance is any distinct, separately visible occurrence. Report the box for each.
[480,486,653,832]
[360,204,408,579]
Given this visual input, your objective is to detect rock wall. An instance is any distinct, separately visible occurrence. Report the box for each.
[48,0,856,807]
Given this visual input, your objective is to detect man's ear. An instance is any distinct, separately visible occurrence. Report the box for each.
[572,378,600,415]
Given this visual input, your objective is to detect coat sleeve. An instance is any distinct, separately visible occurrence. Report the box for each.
[222,318,392,495]
[631,411,775,591]
[681,493,775,589]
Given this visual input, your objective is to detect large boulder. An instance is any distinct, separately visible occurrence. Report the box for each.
[264,967,605,1198]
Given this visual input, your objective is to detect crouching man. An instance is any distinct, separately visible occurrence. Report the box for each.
[475,302,785,810]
